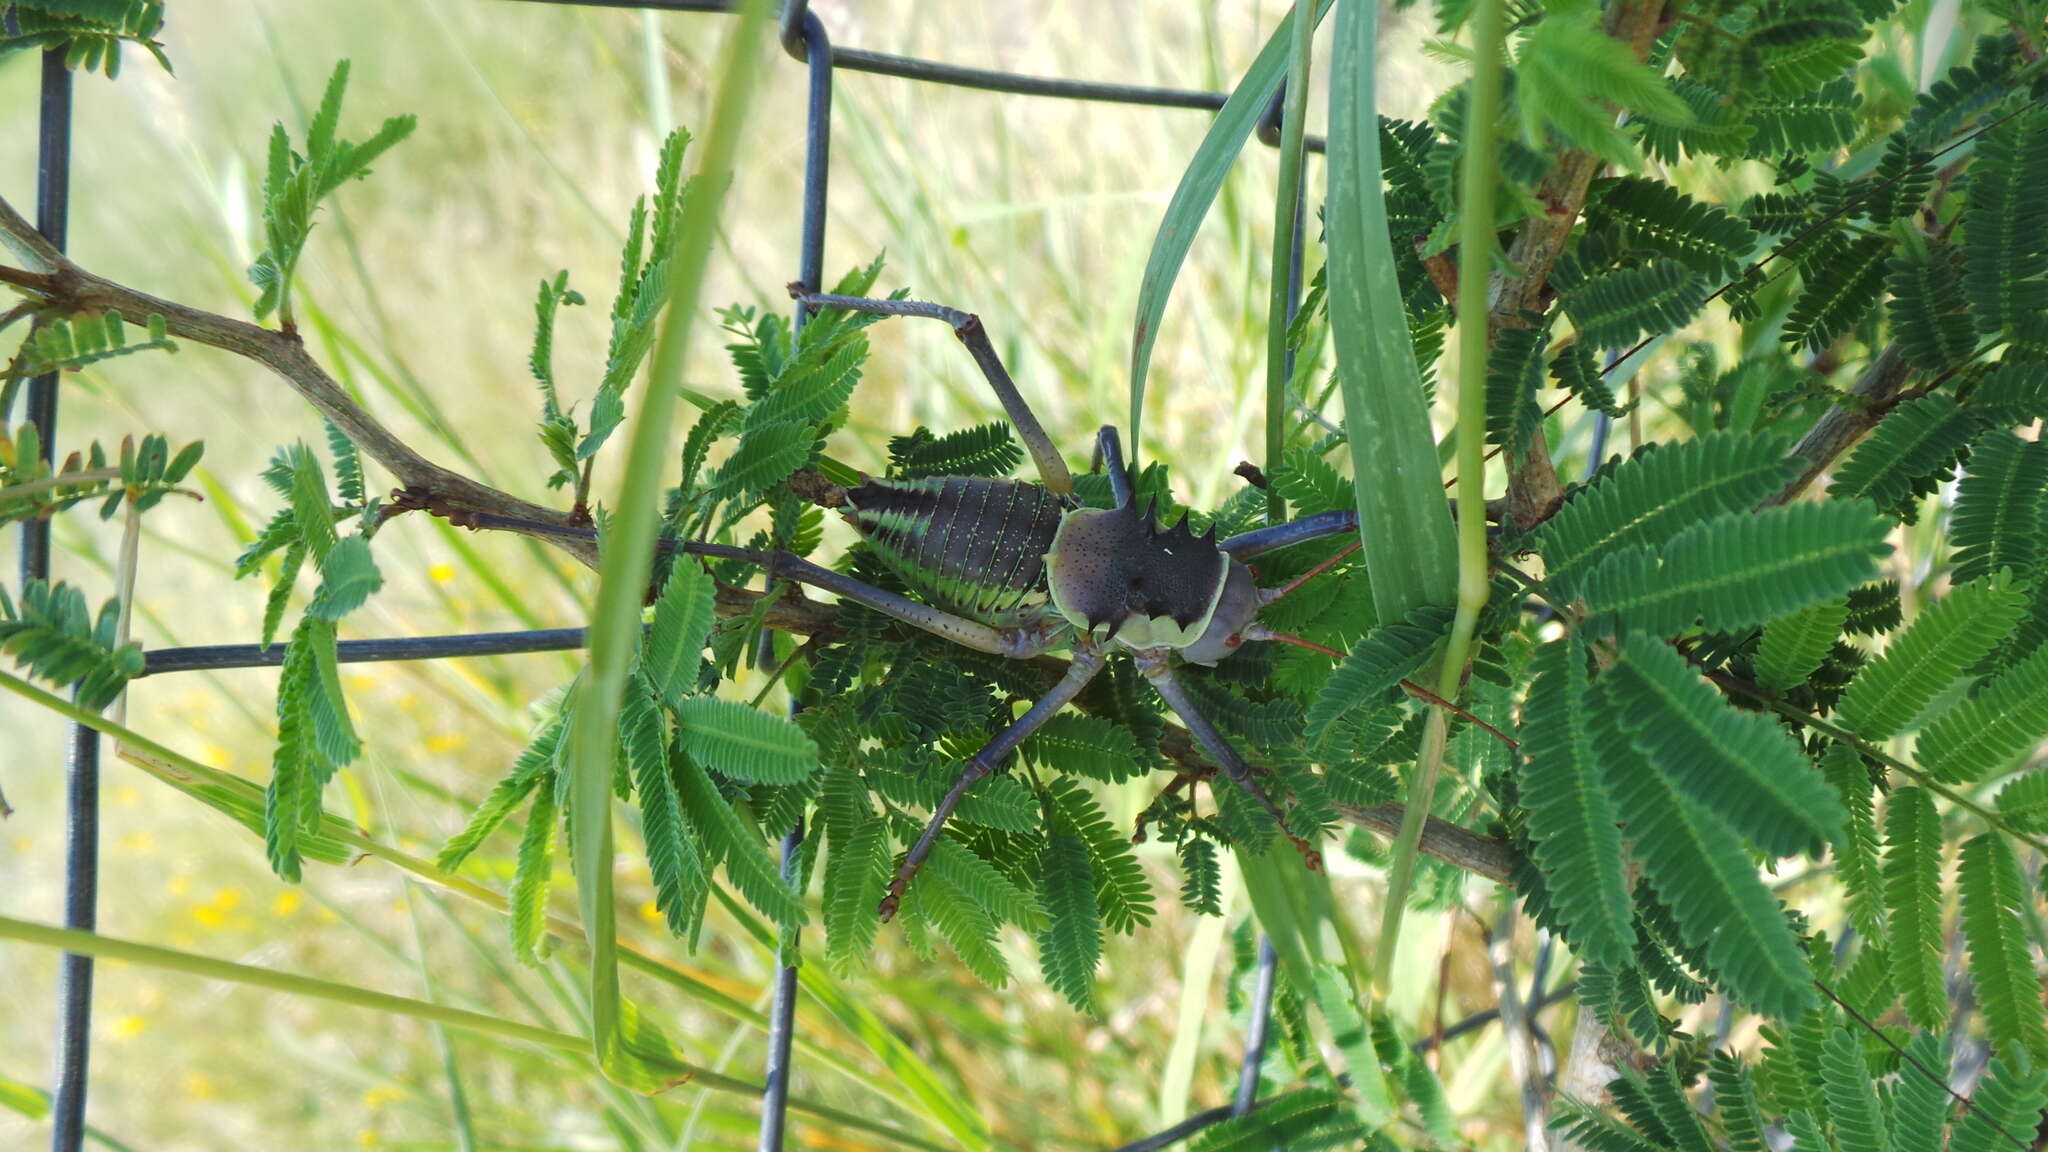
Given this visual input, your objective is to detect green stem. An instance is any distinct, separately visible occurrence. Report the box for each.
[565,0,773,1094]
[1265,0,1316,524]
[0,915,950,1151]
[1712,671,2048,856]
[0,913,584,1053]
[1374,0,1505,987]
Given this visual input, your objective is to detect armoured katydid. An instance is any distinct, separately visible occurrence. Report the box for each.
[414,286,1471,921]
[679,289,1385,919]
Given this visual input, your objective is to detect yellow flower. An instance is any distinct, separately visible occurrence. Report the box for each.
[183,1071,216,1099]
[112,1015,147,1039]
[428,563,456,584]
[272,890,302,917]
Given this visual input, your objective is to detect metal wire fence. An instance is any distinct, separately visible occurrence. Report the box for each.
[23,3,1561,1149]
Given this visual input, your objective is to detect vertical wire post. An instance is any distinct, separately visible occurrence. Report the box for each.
[759,9,829,1149]
[1232,937,1279,1116]
[29,45,95,1152]
[758,819,804,1152]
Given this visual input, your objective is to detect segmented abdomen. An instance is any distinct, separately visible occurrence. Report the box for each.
[847,477,1066,626]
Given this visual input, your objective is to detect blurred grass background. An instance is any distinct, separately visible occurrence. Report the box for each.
[0,2,1506,1148]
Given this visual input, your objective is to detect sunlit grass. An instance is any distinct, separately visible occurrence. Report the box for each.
[0,3,1542,1150]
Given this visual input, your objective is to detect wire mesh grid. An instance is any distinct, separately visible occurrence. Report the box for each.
[19,3,1556,1149]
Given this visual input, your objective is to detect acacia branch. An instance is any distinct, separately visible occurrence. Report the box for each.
[1487,0,1668,532]
[0,193,594,566]
[1768,344,1913,505]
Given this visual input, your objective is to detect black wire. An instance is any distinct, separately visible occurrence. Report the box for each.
[29,44,94,1152]
[757,818,804,1152]
[139,629,594,675]
[1232,937,1279,1116]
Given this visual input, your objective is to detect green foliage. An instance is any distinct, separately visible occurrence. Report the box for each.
[1822,744,1886,938]
[1828,393,1977,516]
[1743,77,1859,157]
[1558,258,1708,350]
[1484,319,1548,459]
[1034,831,1100,1013]
[1046,777,1154,936]
[888,422,1022,480]
[0,425,201,527]
[1578,501,1889,637]
[1023,714,1143,783]
[1882,787,1947,1030]
[1755,596,1848,692]
[1587,655,1818,1016]
[646,558,716,708]
[624,677,708,943]
[1784,233,1891,353]
[672,749,805,929]
[1995,765,2048,833]
[0,580,142,710]
[0,0,170,77]
[1518,636,1630,965]
[1176,836,1222,916]
[60,6,2048,1139]
[437,712,562,872]
[1820,1025,1889,1152]
[249,61,416,326]
[818,762,887,973]
[13,309,175,378]
[1836,571,2024,739]
[1540,431,1799,597]
[1549,338,1626,417]
[1953,1055,2048,1152]
[1587,177,1758,281]
[1950,431,2048,585]
[1304,603,1453,741]
[1188,1086,1370,1152]
[671,695,818,784]
[1961,108,2048,345]
[1602,636,1843,858]
[1915,642,2048,783]
[1511,7,1688,169]
[249,440,382,882]
[1958,833,2048,1062]
[509,768,558,965]
[1886,240,1975,372]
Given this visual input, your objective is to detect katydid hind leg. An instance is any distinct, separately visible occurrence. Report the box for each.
[878,642,1110,922]
[1139,653,1323,872]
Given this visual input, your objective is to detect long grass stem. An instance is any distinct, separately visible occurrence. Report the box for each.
[1373,0,1505,988]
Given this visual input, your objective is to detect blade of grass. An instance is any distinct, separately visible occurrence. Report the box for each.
[563,0,773,1094]
[0,1074,143,1152]
[1265,1,1316,523]
[1371,0,1504,989]
[1326,0,1456,624]
[404,883,479,1152]
[1128,0,1334,460]
[0,915,949,1151]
